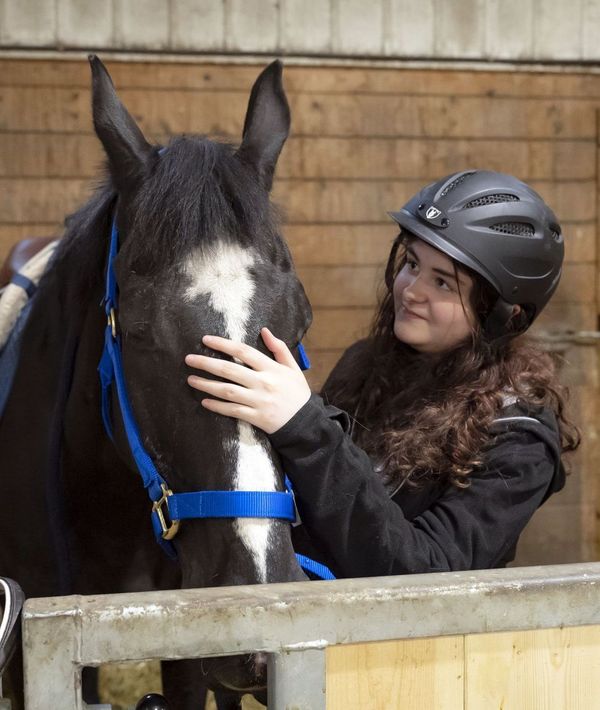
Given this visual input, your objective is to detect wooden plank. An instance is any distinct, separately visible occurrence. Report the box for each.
[554,263,596,303]
[465,625,600,709]
[0,86,246,136]
[0,86,92,133]
[534,302,597,332]
[530,181,597,223]
[326,636,464,710]
[276,180,426,224]
[301,297,594,356]
[563,222,597,263]
[279,138,596,181]
[1,132,596,188]
[298,262,592,310]
[303,307,374,350]
[285,224,396,266]
[275,180,596,224]
[290,94,597,139]
[0,133,103,177]
[301,305,597,360]
[298,265,381,308]
[5,59,600,100]
[2,87,596,139]
[0,178,92,222]
[286,221,593,267]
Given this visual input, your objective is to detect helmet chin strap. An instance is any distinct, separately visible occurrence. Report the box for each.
[483,297,529,344]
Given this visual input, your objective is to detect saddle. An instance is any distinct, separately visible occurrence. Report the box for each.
[0,236,56,289]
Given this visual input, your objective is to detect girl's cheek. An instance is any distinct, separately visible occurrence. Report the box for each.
[393,273,407,299]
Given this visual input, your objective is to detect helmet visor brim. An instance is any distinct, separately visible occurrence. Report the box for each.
[387,209,506,300]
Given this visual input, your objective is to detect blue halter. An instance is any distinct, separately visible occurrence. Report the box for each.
[97,214,334,579]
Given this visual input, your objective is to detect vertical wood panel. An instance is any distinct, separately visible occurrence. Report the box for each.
[326,637,464,710]
[465,625,600,709]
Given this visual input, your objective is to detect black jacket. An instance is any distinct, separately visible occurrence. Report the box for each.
[270,394,565,579]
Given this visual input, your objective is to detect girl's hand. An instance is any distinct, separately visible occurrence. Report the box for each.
[185,327,311,435]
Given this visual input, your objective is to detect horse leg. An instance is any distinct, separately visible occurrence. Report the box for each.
[213,689,243,709]
[161,659,209,710]
[82,666,100,704]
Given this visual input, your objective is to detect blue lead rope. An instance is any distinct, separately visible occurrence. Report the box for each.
[98,214,334,579]
[295,554,336,580]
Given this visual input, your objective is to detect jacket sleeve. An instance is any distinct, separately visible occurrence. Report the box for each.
[270,394,561,578]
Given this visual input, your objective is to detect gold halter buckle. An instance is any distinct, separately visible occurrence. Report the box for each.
[152,484,181,540]
[108,308,117,339]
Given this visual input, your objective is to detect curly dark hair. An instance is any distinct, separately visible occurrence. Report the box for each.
[321,233,580,493]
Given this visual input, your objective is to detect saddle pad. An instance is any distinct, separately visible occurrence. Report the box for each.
[0,240,59,417]
[0,240,59,351]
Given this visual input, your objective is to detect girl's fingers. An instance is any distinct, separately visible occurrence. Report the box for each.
[200,335,273,370]
[187,375,255,406]
[200,397,255,425]
[185,353,256,387]
[261,328,300,370]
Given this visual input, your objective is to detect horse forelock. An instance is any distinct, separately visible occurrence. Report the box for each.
[126,136,281,275]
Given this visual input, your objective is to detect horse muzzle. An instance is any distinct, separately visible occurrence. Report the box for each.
[201,652,267,693]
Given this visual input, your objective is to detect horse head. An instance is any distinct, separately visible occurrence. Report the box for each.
[89,56,311,693]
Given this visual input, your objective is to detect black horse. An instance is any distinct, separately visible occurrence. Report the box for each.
[0,56,311,708]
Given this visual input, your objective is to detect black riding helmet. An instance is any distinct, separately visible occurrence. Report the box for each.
[388,170,564,339]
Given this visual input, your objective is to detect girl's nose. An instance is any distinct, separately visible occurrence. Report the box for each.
[403,275,426,303]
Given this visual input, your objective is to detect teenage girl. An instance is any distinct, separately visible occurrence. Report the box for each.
[185,170,579,577]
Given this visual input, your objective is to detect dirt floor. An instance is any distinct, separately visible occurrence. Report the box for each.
[99,661,265,709]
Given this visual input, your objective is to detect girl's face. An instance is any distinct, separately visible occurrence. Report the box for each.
[393,239,476,353]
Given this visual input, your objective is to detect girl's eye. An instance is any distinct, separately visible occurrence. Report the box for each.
[435,277,451,291]
[407,259,418,271]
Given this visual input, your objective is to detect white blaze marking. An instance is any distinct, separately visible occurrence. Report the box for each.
[184,242,256,344]
[183,242,276,582]
[234,421,276,582]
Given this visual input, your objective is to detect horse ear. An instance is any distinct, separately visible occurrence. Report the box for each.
[88,55,153,190]
[236,60,290,192]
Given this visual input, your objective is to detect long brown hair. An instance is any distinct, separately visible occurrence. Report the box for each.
[321,234,580,492]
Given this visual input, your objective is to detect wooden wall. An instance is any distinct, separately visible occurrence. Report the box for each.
[0,58,598,564]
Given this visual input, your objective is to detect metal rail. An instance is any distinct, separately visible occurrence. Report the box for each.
[22,562,600,709]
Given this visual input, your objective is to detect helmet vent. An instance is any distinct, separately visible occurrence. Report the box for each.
[463,194,519,208]
[490,222,535,238]
[440,172,475,197]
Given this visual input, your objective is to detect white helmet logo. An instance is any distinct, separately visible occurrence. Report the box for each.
[426,206,441,220]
